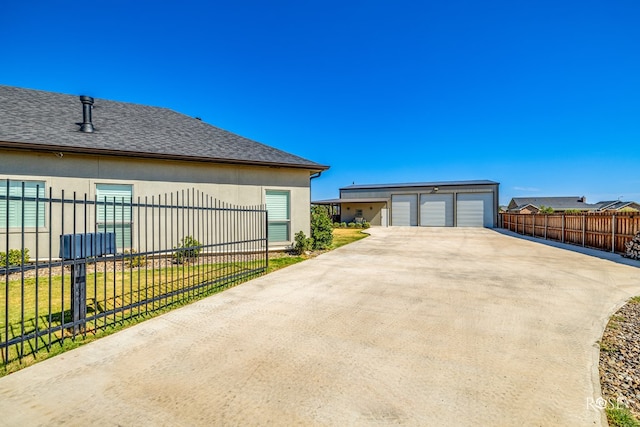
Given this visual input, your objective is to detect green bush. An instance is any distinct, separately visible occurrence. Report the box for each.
[0,249,30,266]
[539,205,554,214]
[124,249,146,268]
[310,206,334,250]
[340,222,347,228]
[362,221,371,229]
[173,235,202,264]
[333,222,341,228]
[348,222,356,228]
[293,231,313,255]
[355,223,363,228]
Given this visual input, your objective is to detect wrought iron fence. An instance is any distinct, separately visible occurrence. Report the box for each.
[1,182,268,367]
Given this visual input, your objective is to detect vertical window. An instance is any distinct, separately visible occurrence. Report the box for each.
[0,180,46,229]
[266,190,290,243]
[96,184,133,250]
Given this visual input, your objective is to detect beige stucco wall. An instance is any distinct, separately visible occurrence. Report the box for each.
[1,149,313,255]
[340,202,387,226]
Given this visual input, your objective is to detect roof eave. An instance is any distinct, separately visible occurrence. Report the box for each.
[0,140,330,172]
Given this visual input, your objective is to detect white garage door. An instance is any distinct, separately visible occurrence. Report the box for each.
[456,193,494,227]
[391,194,417,226]
[420,194,454,227]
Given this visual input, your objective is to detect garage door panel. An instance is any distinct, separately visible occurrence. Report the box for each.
[456,193,494,227]
[420,194,453,227]
[392,195,417,226]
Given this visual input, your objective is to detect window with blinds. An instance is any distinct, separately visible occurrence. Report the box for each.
[265,190,290,243]
[95,184,133,249]
[0,180,46,229]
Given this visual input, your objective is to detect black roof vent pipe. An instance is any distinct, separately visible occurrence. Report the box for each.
[79,95,94,133]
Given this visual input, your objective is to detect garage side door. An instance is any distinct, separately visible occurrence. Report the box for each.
[420,194,453,226]
[456,193,494,227]
[391,194,417,226]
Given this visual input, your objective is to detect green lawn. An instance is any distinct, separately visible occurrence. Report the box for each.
[332,228,369,248]
[1,228,369,375]
[1,258,263,371]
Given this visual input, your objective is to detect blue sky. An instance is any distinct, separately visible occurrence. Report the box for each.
[2,1,639,205]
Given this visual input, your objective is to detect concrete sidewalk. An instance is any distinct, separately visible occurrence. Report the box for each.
[0,227,638,426]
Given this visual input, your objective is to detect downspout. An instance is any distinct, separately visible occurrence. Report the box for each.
[310,171,323,203]
[309,171,323,226]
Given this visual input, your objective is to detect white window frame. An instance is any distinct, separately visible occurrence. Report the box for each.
[95,184,133,250]
[0,179,46,230]
[265,190,290,243]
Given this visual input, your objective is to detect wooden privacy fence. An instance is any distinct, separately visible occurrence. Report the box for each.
[499,212,640,254]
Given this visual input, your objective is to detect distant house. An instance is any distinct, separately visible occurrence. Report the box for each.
[0,85,328,251]
[507,197,639,213]
[594,201,640,212]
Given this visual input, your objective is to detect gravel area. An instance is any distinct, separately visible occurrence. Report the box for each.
[599,297,640,418]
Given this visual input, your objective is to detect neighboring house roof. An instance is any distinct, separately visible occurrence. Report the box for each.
[341,180,499,191]
[0,85,328,172]
[508,197,594,212]
[594,201,640,211]
[508,197,640,212]
[511,203,539,213]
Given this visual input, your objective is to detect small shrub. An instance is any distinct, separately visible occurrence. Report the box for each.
[606,405,640,427]
[348,222,356,228]
[355,223,363,228]
[310,206,333,250]
[362,221,371,229]
[333,222,341,228]
[340,222,347,228]
[0,248,30,266]
[173,235,202,264]
[293,231,313,255]
[124,249,146,268]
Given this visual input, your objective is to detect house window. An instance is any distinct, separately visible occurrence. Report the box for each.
[96,184,133,250]
[0,180,46,229]
[266,190,290,243]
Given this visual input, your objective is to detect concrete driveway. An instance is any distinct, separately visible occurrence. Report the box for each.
[0,227,639,426]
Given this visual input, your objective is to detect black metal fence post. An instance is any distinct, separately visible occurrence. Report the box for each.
[70,262,87,334]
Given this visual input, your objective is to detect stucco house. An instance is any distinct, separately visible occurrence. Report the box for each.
[314,180,500,227]
[0,85,328,252]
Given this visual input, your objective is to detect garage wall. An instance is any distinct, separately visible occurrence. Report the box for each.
[341,182,499,228]
[340,202,386,225]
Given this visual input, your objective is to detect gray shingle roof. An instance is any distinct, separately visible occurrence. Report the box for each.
[0,85,328,171]
[509,197,595,211]
[341,180,499,191]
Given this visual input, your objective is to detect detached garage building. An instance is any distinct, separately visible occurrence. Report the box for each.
[314,180,499,228]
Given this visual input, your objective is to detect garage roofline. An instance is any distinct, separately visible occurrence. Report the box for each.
[312,197,389,204]
[341,180,499,191]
